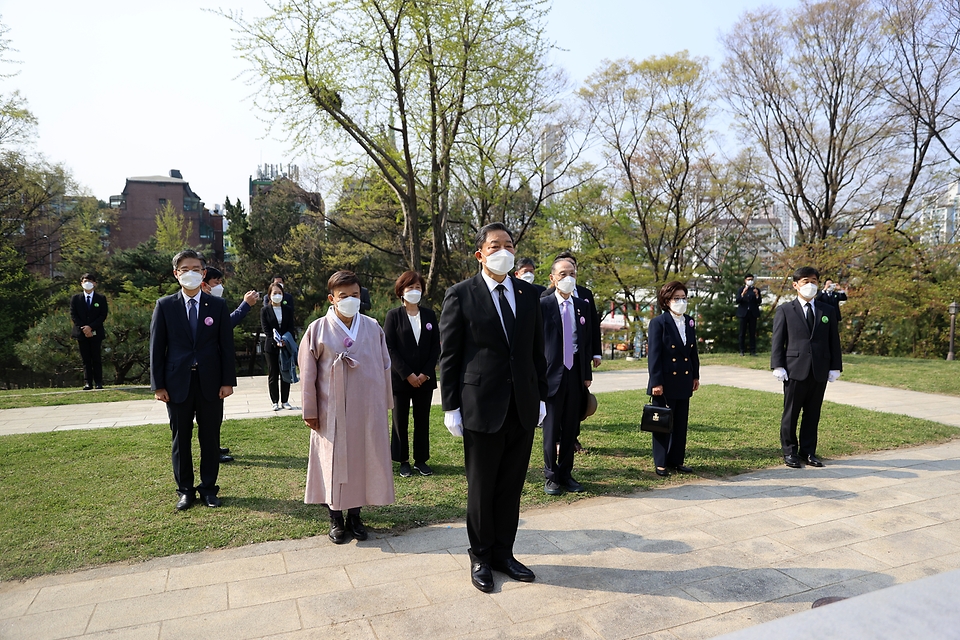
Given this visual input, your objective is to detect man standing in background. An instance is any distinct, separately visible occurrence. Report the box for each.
[70,273,108,390]
[736,274,761,356]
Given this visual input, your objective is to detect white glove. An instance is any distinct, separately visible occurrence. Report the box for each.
[538,401,547,426]
[828,370,841,383]
[444,409,464,437]
[773,367,789,383]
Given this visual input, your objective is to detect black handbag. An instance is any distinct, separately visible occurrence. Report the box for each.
[640,398,673,434]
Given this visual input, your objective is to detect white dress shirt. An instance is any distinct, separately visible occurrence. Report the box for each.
[480,270,516,339]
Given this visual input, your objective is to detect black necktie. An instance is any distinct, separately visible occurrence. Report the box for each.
[188,299,198,340]
[496,284,515,344]
[805,303,814,333]
[86,295,92,308]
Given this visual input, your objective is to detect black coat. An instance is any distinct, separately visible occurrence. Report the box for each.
[542,284,602,359]
[70,292,108,340]
[540,293,593,397]
[383,305,441,391]
[260,303,296,354]
[646,312,700,398]
[771,299,842,382]
[735,286,761,319]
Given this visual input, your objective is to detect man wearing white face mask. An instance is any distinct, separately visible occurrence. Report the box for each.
[771,266,843,469]
[514,257,546,295]
[439,222,548,592]
[70,273,108,390]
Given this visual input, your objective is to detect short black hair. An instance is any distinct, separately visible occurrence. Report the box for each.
[744,274,754,280]
[203,267,223,283]
[555,250,578,265]
[516,257,536,271]
[792,266,820,282]
[172,249,205,270]
[327,270,361,294]
[474,222,514,251]
[80,273,97,282]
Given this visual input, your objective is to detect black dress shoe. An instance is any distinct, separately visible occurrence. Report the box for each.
[544,479,564,495]
[328,515,348,544]
[220,447,230,454]
[492,557,535,582]
[471,561,494,592]
[176,493,195,511]
[673,465,694,474]
[94,385,103,390]
[82,385,93,391]
[806,454,824,467]
[201,494,222,508]
[784,454,802,468]
[564,477,586,493]
[655,467,670,477]
[219,453,234,463]
[347,514,368,541]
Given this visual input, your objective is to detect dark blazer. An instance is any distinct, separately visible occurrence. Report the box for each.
[771,298,842,382]
[540,293,593,397]
[735,286,761,319]
[260,303,296,354]
[70,292,108,340]
[646,312,700,398]
[384,305,441,391]
[150,292,237,404]
[543,284,602,359]
[439,273,548,433]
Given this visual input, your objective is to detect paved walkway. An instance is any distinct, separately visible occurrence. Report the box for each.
[2,368,960,639]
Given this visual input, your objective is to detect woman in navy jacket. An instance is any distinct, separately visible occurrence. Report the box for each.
[261,282,296,411]
[383,271,441,477]
[646,281,700,477]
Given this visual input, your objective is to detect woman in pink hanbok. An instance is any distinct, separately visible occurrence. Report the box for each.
[299,271,395,543]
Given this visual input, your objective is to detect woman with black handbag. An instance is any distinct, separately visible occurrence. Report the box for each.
[646,281,700,477]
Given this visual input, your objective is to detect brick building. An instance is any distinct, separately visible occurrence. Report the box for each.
[108,170,224,262]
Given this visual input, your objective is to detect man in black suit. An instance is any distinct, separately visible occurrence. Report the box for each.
[151,250,237,510]
[771,266,842,469]
[69,273,108,390]
[540,257,593,496]
[439,222,548,593]
[736,274,762,356]
[545,251,603,368]
[816,278,848,320]
[514,257,546,295]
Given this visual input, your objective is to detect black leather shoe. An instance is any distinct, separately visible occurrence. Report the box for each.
[784,455,802,468]
[329,516,348,544]
[471,561,494,592]
[544,479,564,495]
[219,453,234,463]
[175,493,194,511]
[94,385,103,390]
[492,557,535,582]
[202,494,222,508]
[564,477,586,493]
[806,454,824,467]
[220,447,230,454]
[655,467,670,477]
[347,514,368,541]
[673,465,694,474]
[82,385,93,391]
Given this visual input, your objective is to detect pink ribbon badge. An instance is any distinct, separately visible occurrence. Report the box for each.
[343,337,354,349]
[425,323,433,331]
[579,316,586,325]
[204,317,214,326]
[689,319,695,327]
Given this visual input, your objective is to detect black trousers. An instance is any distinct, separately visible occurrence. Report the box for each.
[542,354,584,484]
[780,375,827,457]
[652,396,689,468]
[77,337,103,386]
[463,395,534,564]
[168,370,223,497]
[265,350,290,403]
[391,384,433,463]
[739,316,757,354]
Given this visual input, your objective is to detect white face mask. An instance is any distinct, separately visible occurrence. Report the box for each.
[745,279,754,287]
[81,281,95,292]
[483,249,515,276]
[402,290,422,305]
[210,284,224,298]
[518,271,535,284]
[271,293,284,305]
[669,299,688,315]
[336,296,362,318]
[177,270,204,290]
[556,275,577,295]
[798,283,818,300]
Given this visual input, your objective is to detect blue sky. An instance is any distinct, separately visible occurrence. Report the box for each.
[3,0,798,207]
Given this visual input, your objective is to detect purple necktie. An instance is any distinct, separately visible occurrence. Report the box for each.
[562,299,574,370]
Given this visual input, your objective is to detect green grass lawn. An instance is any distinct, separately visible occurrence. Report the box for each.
[599,353,960,397]
[0,386,155,409]
[1,385,954,580]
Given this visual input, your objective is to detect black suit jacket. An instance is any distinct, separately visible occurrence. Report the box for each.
[260,303,296,354]
[735,286,761,319]
[646,312,700,398]
[542,284,602,359]
[150,291,237,404]
[540,293,593,397]
[70,292,108,340]
[771,299,842,382]
[384,305,441,391]
[439,273,548,433]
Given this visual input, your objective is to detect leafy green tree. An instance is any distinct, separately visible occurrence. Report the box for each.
[154,201,193,253]
[696,241,762,353]
[0,243,48,372]
[13,311,77,384]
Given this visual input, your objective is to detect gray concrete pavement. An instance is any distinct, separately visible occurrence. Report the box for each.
[2,366,960,639]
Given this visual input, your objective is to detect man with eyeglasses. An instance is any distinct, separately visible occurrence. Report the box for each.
[150,250,237,511]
